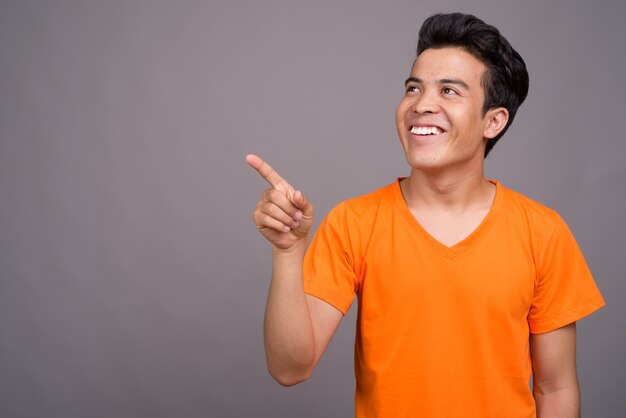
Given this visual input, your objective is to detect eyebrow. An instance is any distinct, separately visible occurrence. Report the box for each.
[404,77,470,90]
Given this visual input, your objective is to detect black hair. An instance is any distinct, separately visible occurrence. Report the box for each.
[417,13,529,157]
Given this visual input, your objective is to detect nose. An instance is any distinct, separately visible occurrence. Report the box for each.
[413,89,439,114]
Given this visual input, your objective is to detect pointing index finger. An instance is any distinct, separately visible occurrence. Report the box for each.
[245,154,289,189]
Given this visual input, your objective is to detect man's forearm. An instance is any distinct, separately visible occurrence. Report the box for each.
[263,242,315,386]
[534,385,580,418]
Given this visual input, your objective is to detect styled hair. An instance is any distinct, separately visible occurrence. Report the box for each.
[417,13,529,157]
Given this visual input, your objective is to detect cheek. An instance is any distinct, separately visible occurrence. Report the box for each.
[395,98,412,123]
[395,104,405,130]
[450,109,484,133]
[395,100,404,116]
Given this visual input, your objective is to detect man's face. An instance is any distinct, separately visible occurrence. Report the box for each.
[395,47,506,174]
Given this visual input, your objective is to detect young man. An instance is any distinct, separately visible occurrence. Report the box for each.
[246,13,604,418]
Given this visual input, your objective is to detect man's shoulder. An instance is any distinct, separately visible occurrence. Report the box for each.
[339,180,397,213]
[323,180,398,225]
[499,182,564,229]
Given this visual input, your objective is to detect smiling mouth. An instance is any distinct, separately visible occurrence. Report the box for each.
[410,126,443,135]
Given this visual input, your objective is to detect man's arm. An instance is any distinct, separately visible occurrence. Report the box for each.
[264,244,343,386]
[531,322,580,418]
[247,154,343,386]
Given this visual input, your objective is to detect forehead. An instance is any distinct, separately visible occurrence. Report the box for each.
[410,47,486,85]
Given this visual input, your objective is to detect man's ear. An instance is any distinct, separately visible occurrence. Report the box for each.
[483,107,509,139]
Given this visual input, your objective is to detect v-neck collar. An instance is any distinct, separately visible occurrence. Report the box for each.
[392,178,503,260]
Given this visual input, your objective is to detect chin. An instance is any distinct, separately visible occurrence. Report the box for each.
[405,154,447,172]
[402,143,448,169]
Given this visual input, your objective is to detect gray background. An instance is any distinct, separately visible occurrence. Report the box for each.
[1,0,624,417]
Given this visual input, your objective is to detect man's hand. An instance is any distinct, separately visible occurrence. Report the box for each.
[246,154,314,250]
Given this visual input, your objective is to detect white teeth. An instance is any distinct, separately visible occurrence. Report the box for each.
[410,126,442,135]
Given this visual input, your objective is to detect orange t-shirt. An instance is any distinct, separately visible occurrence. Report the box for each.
[303,179,605,418]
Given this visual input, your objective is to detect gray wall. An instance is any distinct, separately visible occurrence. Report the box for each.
[1,0,624,417]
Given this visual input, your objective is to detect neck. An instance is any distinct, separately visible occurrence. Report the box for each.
[400,165,494,211]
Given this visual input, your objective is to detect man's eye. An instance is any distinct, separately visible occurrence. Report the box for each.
[405,85,419,94]
[442,87,458,95]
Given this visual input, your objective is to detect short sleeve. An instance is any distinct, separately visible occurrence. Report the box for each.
[528,214,605,334]
[303,202,359,315]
